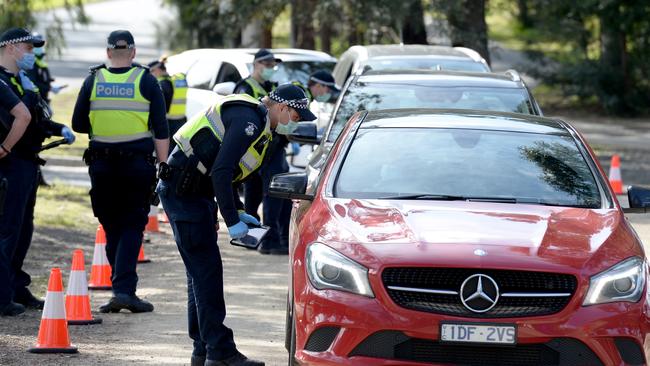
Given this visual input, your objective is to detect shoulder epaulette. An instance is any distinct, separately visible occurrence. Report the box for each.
[133,62,149,70]
[89,64,106,74]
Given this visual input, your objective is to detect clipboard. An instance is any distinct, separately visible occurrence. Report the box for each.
[230,225,270,249]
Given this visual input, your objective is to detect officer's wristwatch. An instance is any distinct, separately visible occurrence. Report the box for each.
[157,161,172,180]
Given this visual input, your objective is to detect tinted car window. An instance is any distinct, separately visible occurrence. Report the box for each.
[216,62,242,83]
[186,58,222,90]
[271,61,337,85]
[335,128,601,208]
[328,83,534,142]
[365,57,489,72]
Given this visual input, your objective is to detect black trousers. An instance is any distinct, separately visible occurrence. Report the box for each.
[88,155,156,296]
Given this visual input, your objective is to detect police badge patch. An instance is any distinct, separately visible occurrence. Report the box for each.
[245,122,257,136]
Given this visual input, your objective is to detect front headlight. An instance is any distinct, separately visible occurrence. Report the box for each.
[583,257,646,306]
[306,243,374,297]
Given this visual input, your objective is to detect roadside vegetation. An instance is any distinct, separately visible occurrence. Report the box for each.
[34,182,95,232]
[41,88,88,158]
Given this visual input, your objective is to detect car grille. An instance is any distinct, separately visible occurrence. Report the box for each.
[349,331,603,366]
[382,268,577,318]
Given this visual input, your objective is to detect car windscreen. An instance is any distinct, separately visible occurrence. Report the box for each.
[334,128,602,208]
[327,83,534,142]
[366,57,489,72]
[246,61,336,85]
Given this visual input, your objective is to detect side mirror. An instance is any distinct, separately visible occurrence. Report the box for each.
[287,122,321,145]
[213,82,236,95]
[269,172,313,201]
[624,186,650,213]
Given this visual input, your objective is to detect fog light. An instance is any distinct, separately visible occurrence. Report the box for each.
[319,263,341,281]
[613,276,635,294]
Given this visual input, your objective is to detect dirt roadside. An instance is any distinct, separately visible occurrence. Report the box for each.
[0,224,289,366]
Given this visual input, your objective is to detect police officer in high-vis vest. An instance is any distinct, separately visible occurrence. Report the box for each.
[71,30,169,313]
[157,84,315,366]
[0,27,76,316]
[234,49,280,224]
[148,58,187,153]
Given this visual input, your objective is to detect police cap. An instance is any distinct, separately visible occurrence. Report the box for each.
[253,49,282,64]
[107,30,135,49]
[0,27,45,48]
[269,84,316,122]
[309,70,340,92]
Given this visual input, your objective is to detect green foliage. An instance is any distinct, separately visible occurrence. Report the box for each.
[499,0,650,115]
[0,0,89,56]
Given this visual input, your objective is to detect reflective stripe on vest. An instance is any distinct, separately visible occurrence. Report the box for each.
[89,67,151,143]
[173,94,272,182]
[244,78,269,99]
[291,81,313,103]
[167,73,188,120]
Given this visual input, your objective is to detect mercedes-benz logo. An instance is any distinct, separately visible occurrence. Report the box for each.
[460,274,499,313]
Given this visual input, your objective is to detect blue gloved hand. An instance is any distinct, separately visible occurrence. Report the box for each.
[238,210,261,227]
[228,221,249,240]
[51,85,67,94]
[290,142,300,156]
[61,126,76,144]
[18,70,38,92]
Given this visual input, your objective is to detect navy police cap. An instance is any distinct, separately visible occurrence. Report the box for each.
[107,30,135,49]
[254,48,282,63]
[309,70,340,92]
[0,27,45,48]
[269,84,317,122]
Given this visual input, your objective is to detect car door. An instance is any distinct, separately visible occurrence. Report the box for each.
[184,57,223,118]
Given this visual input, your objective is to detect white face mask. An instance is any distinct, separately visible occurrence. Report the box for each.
[275,107,299,135]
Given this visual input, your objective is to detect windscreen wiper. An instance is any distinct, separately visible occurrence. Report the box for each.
[378,194,519,204]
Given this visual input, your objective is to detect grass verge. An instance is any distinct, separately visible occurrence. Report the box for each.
[41,88,89,158]
[34,181,96,232]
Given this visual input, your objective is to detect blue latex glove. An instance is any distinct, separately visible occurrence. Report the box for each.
[18,70,37,92]
[61,126,76,144]
[290,142,300,156]
[228,221,249,239]
[51,85,67,94]
[238,210,261,226]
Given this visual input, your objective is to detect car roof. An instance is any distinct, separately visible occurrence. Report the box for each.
[349,44,482,60]
[173,48,335,62]
[355,70,524,88]
[359,109,570,135]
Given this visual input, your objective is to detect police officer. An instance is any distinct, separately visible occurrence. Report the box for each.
[148,57,188,153]
[0,27,75,316]
[257,70,340,255]
[234,49,281,222]
[71,30,169,313]
[27,32,64,103]
[157,84,315,366]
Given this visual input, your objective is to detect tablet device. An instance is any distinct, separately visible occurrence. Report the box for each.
[230,225,270,249]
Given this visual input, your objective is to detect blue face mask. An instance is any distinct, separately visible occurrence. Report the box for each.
[261,67,275,81]
[34,47,45,57]
[15,48,36,70]
[315,92,332,103]
[275,108,299,135]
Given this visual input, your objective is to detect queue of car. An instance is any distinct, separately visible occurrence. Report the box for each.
[267,45,650,365]
[169,43,650,365]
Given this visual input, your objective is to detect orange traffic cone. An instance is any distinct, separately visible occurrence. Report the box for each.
[609,154,624,194]
[158,211,169,223]
[66,249,102,325]
[137,242,151,264]
[145,205,160,233]
[88,225,112,290]
[28,268,78,354]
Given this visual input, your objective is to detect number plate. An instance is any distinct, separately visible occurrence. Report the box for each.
[440,322,516,345]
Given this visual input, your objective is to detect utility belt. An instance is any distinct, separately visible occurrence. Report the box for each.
[159,150,212,197]
[83,147,156,165]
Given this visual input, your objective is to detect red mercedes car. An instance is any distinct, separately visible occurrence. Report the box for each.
[271,109,650,366]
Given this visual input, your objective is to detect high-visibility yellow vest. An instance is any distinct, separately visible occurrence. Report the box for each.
[35,57,48,69]
[168,73,188,120]
[89,67,151,143]
[244,77,270,99]
[174,94,272,182]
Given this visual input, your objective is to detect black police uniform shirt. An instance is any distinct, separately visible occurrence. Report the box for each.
[71,65,169,154]
[158,76,173,114]
[0,66,65,159]
[0,78,21,113]
[210,103,268,228]
[26,57,53,101]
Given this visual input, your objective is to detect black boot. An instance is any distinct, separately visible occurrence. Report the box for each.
[205,351,265,366]
[0,302,26,316]
[257,241,288,255]
[14,288,45,309]
[99,294,154,313]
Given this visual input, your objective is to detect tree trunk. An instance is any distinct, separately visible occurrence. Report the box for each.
[599,5,629,112]
[444,0,491,65]
[292,0,316,49]
[261,23,273,48]
[402,0,427,44]
[517,0,532,28]
[320,21,332,54]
